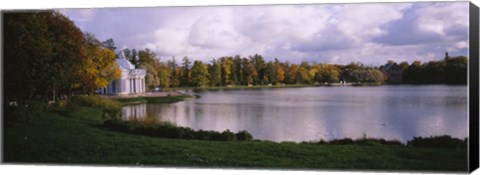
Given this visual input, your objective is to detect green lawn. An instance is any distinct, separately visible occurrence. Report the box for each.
[114,95,193,105]
[3,106,467,172]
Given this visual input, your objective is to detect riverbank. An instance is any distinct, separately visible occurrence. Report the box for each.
[3,104,467,171]
[110,94,194,105]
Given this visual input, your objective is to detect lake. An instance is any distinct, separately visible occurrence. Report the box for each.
[122,85,468,143]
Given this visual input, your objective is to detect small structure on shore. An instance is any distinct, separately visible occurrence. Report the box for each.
[382,62,403,84]
[98,51,146,95]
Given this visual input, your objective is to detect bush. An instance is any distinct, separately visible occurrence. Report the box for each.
[236,130,253,141]
[329,138,355,145]
[4,100,47,127]
[407,135,467,148]
[103,118,253,142]
[220,130,237,141]
[69,95,121,119]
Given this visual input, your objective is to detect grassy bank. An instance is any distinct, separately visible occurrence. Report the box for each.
[114,94,193,105]
[169,84,314,91]
[3,101,467,172]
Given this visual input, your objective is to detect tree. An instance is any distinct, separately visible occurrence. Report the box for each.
[168,57,180,87]
[275,64,285,84]
[181,57,192,86]
[244,63,258,85]
[445,56,467,84]
[296,67,309,84]
[131,49,139,67]
[4,12,53,100]
[5,11,87,101]
[79,32,121,94]
[191,60,210,87]
[157,63,172,88]
[250,54,266,84]
[208,59,222,86]
[101,38,116,52]
[287,64,299,84]
[265,61,276,84]
[220,57,233,85]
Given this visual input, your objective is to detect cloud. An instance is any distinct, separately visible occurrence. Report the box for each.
[61,2,469,65]
[373,3,469,46]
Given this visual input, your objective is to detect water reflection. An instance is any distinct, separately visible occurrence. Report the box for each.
[122,85,468,143]
[121,104,147,121]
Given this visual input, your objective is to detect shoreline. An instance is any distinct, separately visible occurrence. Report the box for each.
[4,105,468,171]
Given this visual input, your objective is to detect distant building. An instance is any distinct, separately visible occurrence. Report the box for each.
[382,62,403,84]
[98,52,146,95]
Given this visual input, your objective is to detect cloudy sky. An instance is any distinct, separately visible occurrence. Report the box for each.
[60,2,469,65]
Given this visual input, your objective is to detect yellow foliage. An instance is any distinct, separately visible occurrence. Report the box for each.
[79,43,121,93]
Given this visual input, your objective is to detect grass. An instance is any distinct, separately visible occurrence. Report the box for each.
[3,105,468,172]
[169,84,314,91]
[143,94,193,104]
[115,97,148,105]
[114,95,194,105]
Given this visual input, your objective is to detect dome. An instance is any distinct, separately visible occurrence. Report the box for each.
[116,58,135,69]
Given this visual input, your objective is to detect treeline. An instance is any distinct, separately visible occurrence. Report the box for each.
[391,57,468,84]
[121,48,468,90]
[4,11,121,102]
[4,11,468,103]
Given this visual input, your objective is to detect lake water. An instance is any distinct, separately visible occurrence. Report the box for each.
[122,85,468,143]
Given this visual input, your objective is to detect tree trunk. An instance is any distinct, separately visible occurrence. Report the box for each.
[53,87,56,102]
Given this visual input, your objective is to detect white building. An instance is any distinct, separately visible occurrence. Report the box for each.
[98,52,146,95]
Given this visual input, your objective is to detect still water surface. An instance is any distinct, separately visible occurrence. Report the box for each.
[122,85,468,143]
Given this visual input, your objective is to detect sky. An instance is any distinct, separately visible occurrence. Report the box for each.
[60,2,469,65]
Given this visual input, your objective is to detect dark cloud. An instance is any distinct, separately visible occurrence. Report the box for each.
[373,3,468,46]
[372,5,441,45]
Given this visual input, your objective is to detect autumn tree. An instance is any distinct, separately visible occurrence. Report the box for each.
[275,64,285,84]
[244,63,258,85]
[286,64,299,84]
[79,33,121,94]
[220,57,233,85]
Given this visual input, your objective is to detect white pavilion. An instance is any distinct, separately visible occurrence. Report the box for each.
[98,52,146,95]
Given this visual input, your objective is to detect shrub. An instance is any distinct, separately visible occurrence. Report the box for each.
[329,138,354,145]
[220,130,237,141]
[407,135,467,148]
[69,95,121,119]
[355,138,403,146]
[4,100,47,127]
[236,130,253,141]
[102,118,254,142]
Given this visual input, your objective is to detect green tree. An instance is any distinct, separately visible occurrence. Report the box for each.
[445,56,467,84]
[191,60,210,87]
[4,12,53,100]
[244,63,258,85]
[208,59,222,86]
[5,11,87,101]
[101,38,116,52]
[181,57,192,86]
[157,63,172,88]
[168,57,180,87]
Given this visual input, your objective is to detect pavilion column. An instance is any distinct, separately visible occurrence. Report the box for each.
[142,78,145,92]
[134,78,137,93]
[130,79,133,93]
